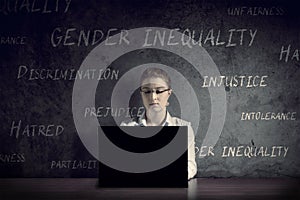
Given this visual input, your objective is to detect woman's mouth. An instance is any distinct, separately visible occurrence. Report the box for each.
[149,103,159,106]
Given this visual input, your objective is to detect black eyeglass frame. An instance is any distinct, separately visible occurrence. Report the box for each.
[139,88,171,95]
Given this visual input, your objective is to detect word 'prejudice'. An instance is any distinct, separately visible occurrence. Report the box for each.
[10,120,64,139]
[17,65,119,81]
[0,0,72,15]
[84,106,144,118]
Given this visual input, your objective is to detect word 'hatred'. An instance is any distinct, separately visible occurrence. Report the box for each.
[10,120,64,139]
[279,45,299,62]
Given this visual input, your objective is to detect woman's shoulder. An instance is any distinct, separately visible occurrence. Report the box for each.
[170,116,191,126]
[120,118,139,126]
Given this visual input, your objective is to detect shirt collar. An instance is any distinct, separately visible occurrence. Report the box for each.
[138,111,172,126]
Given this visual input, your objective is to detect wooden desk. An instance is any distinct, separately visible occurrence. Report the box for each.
[0,178,299,200]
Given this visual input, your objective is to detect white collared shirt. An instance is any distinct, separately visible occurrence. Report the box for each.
[121,112,197,180]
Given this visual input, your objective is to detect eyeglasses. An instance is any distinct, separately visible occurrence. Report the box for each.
[140,88,171,95]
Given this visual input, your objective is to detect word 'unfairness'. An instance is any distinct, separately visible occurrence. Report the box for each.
[0,0,72,15]
[10,120,64,139]
[0,153,25,163]
[202,75,268,88]
[84,107,144,118]
[241,112,297,121]
[50,160,97,169]
[17,65,119,81]
[228,6,284,16]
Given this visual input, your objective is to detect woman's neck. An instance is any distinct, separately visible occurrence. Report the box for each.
[145,109,167,126]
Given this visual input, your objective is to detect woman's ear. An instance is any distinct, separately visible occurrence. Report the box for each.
[168,89,172,96]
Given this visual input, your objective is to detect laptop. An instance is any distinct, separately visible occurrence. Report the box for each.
[98,126,188,188]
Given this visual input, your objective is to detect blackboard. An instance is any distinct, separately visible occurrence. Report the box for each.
[0,0,299,178]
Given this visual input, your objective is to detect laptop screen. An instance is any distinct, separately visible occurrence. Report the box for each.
[98,126,188,188]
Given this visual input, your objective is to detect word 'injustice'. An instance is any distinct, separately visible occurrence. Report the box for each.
[201,75,268,88]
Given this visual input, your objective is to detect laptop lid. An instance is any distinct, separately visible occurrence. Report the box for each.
[98,126,188,188]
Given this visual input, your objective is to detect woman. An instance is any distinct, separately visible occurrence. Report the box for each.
[121,67,197,180]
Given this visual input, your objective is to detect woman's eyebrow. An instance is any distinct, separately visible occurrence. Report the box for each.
[141,86,166,90]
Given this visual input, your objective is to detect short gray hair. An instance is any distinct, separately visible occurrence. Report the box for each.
[140,68,171,88]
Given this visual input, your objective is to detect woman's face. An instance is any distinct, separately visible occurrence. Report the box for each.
[140,77,172,113]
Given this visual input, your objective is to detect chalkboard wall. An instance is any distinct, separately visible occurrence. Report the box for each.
[1,0,299,178]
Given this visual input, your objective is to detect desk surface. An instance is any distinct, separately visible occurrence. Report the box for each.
[0,178,299,200]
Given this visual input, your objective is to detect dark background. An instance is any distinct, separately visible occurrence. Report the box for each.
[0,0,299,178]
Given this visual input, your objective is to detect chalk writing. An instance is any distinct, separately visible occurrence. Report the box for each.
[84,106,144,118]
[50,27,257,48]
[196,146,215,158]
[201,75,268,88]
[0,153,25,163]
[51,27,129,47]
[0,36,26,45]
[50,160,97,169]
[10,120,64,139]
[143,28,257,48]
[0,0,72,15]
[241,112,297,121]
[228,6,284,16]
[279,45,299,62]
[222,146,289,158]
[17,65,119,81]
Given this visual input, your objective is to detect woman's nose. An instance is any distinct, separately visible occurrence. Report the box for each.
[150,91,158,100]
